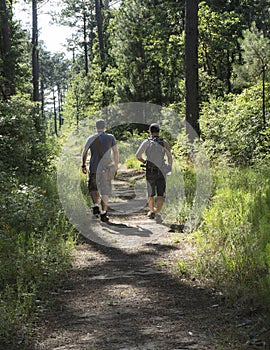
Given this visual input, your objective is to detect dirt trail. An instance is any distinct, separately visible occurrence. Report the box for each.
[32,168,266,350]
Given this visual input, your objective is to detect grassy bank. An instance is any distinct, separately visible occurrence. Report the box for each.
[0,171,77,348]
[193,165,270,304]
[164,162,270,305]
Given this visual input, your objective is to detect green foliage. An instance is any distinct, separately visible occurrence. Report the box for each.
[0,4,33,98]
[194,166,270,303]
[0,171,76,346]
[175,260,189,277]
[205,0,270,37]
[108,0,185,105]
[3,0,270,335]
[199,2,241,97]
[0,95,59,179]
[200,84,270,166]
[163,161,195,224]
[12,21,32,95]
[117,134,146,164]
[124,156,141,170]
[233,22,270,87]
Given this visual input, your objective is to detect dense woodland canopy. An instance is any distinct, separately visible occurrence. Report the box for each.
[0,0,270,346]
[0,0,269,162]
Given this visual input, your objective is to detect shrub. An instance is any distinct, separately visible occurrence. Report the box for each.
[200,84,270,166]
[0,95,59,180]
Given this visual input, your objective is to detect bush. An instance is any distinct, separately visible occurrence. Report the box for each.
[200,84,270,166]
[0,95,59,180]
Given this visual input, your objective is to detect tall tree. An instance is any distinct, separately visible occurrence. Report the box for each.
[233,23,270,127]
[32,0,39,101]
[39,50,71,129]
[0,0,15,98]
[95,0,105,72]
[185,0,200,139]
[83,10,89,74]
[60,0,95,75]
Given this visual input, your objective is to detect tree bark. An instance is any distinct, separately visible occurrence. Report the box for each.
[262,64,266,128]
[83,11,89,75]
[104,0,109,10]
[95,0,105,72]
[32,0,39,102]
[185,0,200,141]
[0,0,15,98]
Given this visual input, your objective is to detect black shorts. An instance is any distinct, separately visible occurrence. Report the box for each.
[146,171,166,197]
[88,173,112,196]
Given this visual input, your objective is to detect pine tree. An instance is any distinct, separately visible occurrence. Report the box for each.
[0,0,15,98]
[233,22,270,126]
[185,0,200,139]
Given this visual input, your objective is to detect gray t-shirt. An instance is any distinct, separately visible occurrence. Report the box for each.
[84,132,116,174]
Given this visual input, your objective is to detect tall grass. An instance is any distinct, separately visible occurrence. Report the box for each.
[0,172,77,347]
[163,159,270,304]
[193,166,270,304]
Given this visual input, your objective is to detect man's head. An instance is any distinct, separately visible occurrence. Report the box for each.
[96,119,106,131]
[149,123,160,135]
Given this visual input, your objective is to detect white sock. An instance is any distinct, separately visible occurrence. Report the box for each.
[100,210,106,215]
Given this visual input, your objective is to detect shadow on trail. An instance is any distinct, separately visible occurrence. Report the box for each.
[100,221,152,237]
[38,238,244,350]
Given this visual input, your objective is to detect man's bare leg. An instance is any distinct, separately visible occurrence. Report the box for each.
[156,196,164,214]
[148,196,155,213]
[101,195,109,212]
[91,191,99,205]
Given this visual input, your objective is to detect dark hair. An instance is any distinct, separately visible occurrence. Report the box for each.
[96,119,105,130]
[149,123,160,133]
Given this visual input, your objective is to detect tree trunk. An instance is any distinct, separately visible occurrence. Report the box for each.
[83,11,89,75]
[95,0,105,72]
[32,0,39,102]
[0,0,15,98]
[53,89,58,136]
[40,79,45,118]
[262,64,266,128]
[104,0,109,10]
[185,0,200,141]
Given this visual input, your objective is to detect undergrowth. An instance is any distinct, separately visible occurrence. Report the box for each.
[162,156,270,306]
[0,171,77,347]
[192,165,270,305]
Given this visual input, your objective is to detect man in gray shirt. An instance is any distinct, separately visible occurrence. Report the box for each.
[136,123,172,223]
[82,119,119,222]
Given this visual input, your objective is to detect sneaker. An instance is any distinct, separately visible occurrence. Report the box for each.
[93,206,100,216]
[155,213,163,224]
[147,211,155,219]
[100,212,109,223]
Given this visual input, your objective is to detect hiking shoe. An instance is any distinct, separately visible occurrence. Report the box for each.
[147,211,155,219]
[93,206,100,216]
[155,213,163,224]
[100,212,109,223]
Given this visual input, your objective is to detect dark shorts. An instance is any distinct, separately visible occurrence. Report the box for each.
[146,171,166,197]
[88,173,112,196]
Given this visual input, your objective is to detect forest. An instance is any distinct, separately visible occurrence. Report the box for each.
[0,0,270,347]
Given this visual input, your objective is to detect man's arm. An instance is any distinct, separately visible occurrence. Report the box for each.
[81,136,93,174]
[81,146,88,174]
[136,140,148,164]
[112,144,119,172]
[164,140,173,167]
